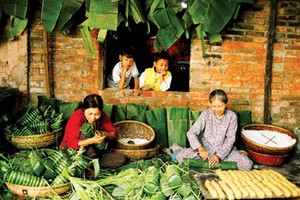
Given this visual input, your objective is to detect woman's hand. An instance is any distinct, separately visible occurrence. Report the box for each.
[197,146,208,161]
[208,154,220,166]
[92,132,106,144]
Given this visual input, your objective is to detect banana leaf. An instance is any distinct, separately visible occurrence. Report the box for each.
[165,0,183,14]
[37,95,57,109]
[156,15,184,51]
[97,29,107,43]
[85,0,91,17]
[3,0,28,19]
[195,24,206,56]
[188,0,239,34]
[156,25,178,50]
[166,106,189,147]
[208,33,222,43]
[126,103,148,123]
[144,0,153,10]
[232,4,241,19]
[146,108,168,148]
[89,0,118,31]
[129,0,146,24]
[182,11,193,30]
[60,17,76,35]
[148,0,164,16]
[57,0,84,32]
[169,11,184,37]
[41,0,64,32]
[113,105,126,122]
[58,101,81,122]
[235,110,252,149]
[125,0,129,26]
[236,111,252,128]
[153,37,161,52]
[148,9,170,29]
[7,16,28,41]
[189,110,201,129]
[151,8,184,50]
[103,103,114,119]
[79,20,96,57]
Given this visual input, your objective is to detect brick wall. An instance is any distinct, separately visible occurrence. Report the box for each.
[29,20,101,102]
[0,0,299,131]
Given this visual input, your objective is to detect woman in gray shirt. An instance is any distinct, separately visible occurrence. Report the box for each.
[185,89,253,170]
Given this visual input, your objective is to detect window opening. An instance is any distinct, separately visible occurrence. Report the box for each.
[105,22,190,92]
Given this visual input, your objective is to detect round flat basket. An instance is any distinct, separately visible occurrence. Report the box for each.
[114,120,155,150]
[241,124,297,155]
[115,144,160,160]
[5,182,71,198]
[99,150,127,169]
[4,130,62,149]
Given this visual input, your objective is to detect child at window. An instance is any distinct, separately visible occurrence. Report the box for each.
[107,46,140,91]
[139,51,172,91]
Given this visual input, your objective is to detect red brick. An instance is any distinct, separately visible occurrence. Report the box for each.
[73,77,93,83]
[155,92,170,98]
[285,57,299,64]
[273,44,284,50]
[171,99,189,106]
[141,91,153,97]
[223,54,242,61]
[55,76,72,81]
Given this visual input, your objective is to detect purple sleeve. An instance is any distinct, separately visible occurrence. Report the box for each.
[187,112,206,150]
[215,112,238,160]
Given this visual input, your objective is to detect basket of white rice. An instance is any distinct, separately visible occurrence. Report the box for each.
[241,124,297,155]
[114,120,155,150]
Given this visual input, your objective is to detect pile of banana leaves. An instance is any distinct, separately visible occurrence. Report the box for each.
[0,151,202,199]
[66,157,202,200]
[0,148,94,198]
[4,103,63,136]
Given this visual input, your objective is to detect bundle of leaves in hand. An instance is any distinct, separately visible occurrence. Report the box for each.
[4,103,63,136]
[80,123,108,150]
[0,148,90,187]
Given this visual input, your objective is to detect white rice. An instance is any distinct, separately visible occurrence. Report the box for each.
[242,129,296,148]
[118,138,149,145]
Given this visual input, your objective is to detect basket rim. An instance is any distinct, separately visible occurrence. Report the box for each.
[114,144,160,160]
[4,129,61,139]
[5,182,71,198]
[115,143,160,153]
[4,130,62,149]
[241,123,297,151]
[114,120,155,147]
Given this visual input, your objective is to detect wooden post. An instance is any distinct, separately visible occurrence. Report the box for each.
[43,29,53,97]
[264,0,277,124]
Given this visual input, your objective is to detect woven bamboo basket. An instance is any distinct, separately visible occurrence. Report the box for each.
[4,130,62,149]
[241,124,297,155]
[114,120,155,150]
[115,144,160,160]
[5,182,71,198]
